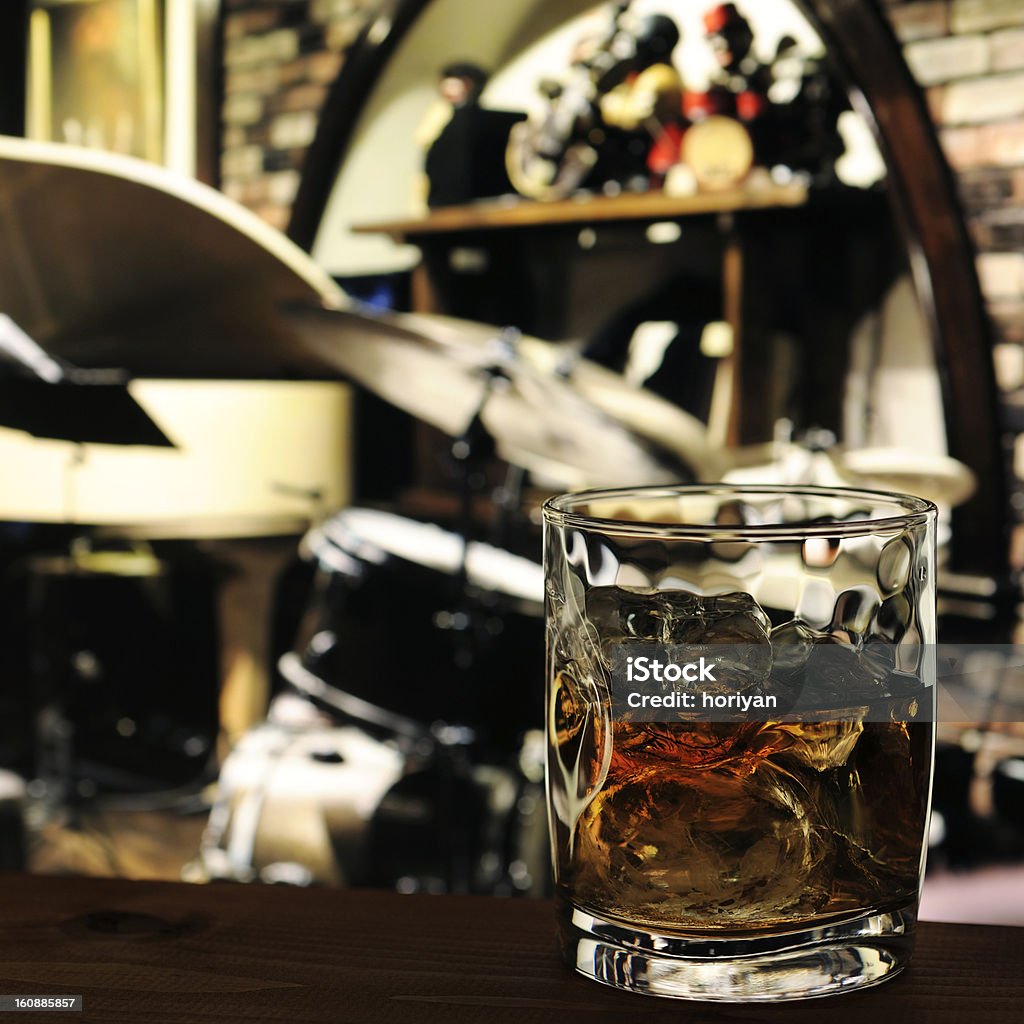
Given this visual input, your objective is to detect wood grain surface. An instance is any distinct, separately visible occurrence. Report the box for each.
[351,184,808,238]
[0,873,1019,1023]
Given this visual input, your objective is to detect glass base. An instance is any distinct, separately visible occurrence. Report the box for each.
[560,900,917,1002]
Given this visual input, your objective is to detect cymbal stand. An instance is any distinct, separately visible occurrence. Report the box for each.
[491,463,526,551]
[26,542,87,835]
[28,450,91,833]
[450,400,497,594]
[434,329,532,891]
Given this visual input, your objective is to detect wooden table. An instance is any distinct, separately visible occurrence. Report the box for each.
[0,873,1019,1023]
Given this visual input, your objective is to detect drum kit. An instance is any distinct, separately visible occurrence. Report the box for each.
[0,137,979,890]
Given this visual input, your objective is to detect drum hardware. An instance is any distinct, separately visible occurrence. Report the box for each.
[449,358,506,567]
[26,539,162,828]
[17,537,220,836]
[410,317,717,477]
[279,652,429,742]
[489,463,528,552]
[720,422,976,510]
[269,482,329,522]
[195,702,548,894]
[445,344,526,674]
[281,507,544,751]
[282,303,695,490]
[142,729,494,890]
[250,506,548,893]
[0,771,27,871]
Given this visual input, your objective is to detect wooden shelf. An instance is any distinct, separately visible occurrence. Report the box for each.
[352,182,809,239]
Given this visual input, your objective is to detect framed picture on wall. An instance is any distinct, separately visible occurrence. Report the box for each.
[27,0,164,162]
[26,0,221,183]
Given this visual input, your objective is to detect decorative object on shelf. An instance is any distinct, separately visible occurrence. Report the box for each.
[678,114,754,192]
[596,12,685,186]
[420,62,526,209]
[505,1,851,200]
[682,5,764,133]
[765,35,849,184]
[687,3,848,183]
[506,4,683,201]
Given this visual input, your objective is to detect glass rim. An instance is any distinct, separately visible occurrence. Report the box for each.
[541,484,937,540]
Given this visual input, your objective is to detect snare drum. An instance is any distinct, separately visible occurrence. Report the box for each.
[282,509,545,752]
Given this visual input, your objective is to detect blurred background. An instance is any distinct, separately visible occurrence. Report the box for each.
[0,0,1022,925]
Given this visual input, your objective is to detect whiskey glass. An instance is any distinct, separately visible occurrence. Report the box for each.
[543,485,936,1001]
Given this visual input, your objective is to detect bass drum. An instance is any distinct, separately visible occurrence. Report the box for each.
[196,704,549,895]
[282,509,545,754]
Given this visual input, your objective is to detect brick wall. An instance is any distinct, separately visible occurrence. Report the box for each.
[885,0,1024,528]
[220,0,375,231]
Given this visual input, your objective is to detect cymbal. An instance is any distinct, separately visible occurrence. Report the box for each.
[0,137,346,379]
[722,442,975,507]
[338,311,717,480]
[283,304,680,488]
[841,447,976,507]
[515,339,719,480]
[282,306,490,435]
